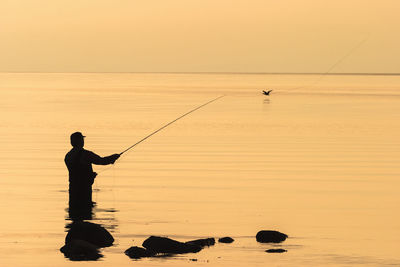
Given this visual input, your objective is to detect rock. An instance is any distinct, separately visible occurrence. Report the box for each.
[256,230,288,243]
[60,239,102,261]
[186,238,215,247]
[66,221,114,247]
[125,246,156,259]
[142,236,202,254]
[265,249,287,253]
[218,237,234,243]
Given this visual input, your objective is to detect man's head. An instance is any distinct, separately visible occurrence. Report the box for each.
[70,132,85,148]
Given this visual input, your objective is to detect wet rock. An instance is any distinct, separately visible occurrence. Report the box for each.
[60,239,102,261]
[218,237,234,243]
[142,236,202,254]
[66,221,114,247]
[186,238,215,247]
[125,246,156,259]
[266,249,287,253]
[256,230,288,243]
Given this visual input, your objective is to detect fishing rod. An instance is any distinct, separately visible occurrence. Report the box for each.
[119,95,225,156]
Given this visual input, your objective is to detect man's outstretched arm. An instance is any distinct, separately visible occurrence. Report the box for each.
[88,151,120,165]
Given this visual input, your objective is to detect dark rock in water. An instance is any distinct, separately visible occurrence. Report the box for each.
[125,246,156,259]
[142,236,202,254]
[186,238,215,247]
[266,249,287,253]
[256,230,288,243]
[60,239,102,261]
[66,221,114,247]
[218,237,234,243]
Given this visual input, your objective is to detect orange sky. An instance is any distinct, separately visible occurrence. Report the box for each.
[1,0,399,73]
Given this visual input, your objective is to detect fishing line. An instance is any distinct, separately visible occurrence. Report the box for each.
[286,35,370,91]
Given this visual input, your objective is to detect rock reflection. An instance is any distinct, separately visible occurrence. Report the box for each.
[60,201,117,261]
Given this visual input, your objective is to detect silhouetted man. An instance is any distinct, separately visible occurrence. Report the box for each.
[65,132,120,210]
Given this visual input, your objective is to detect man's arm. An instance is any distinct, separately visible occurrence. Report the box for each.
[87,151,120,165]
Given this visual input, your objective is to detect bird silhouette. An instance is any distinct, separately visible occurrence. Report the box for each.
[262,90,273,96]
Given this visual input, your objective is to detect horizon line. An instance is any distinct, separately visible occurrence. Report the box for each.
[1,71,400,76]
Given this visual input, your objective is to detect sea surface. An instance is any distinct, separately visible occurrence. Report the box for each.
[0,73,399,266]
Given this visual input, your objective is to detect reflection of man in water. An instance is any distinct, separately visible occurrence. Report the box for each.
[65,132,120,210]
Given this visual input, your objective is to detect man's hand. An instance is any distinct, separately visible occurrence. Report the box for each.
[110,153,120,164]
[90,172,98,184]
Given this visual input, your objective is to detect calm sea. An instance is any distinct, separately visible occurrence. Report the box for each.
[0,73,399,266]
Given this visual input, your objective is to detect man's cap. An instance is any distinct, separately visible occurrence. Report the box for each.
[70,132,85,143]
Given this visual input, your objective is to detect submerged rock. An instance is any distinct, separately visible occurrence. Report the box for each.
[125,246,156,259]
[142,236,202,254]
[265,249,287,253]
[218,237,234,243]
[60,239,102,261]
[126,237,213,258]
[66,221,114,247]
[186,238,215,247]
[256,230,288,243]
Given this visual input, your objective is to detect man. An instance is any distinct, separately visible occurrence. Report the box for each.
[65,132,120,210]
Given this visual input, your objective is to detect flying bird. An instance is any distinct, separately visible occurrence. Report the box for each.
[262,90,273,96]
